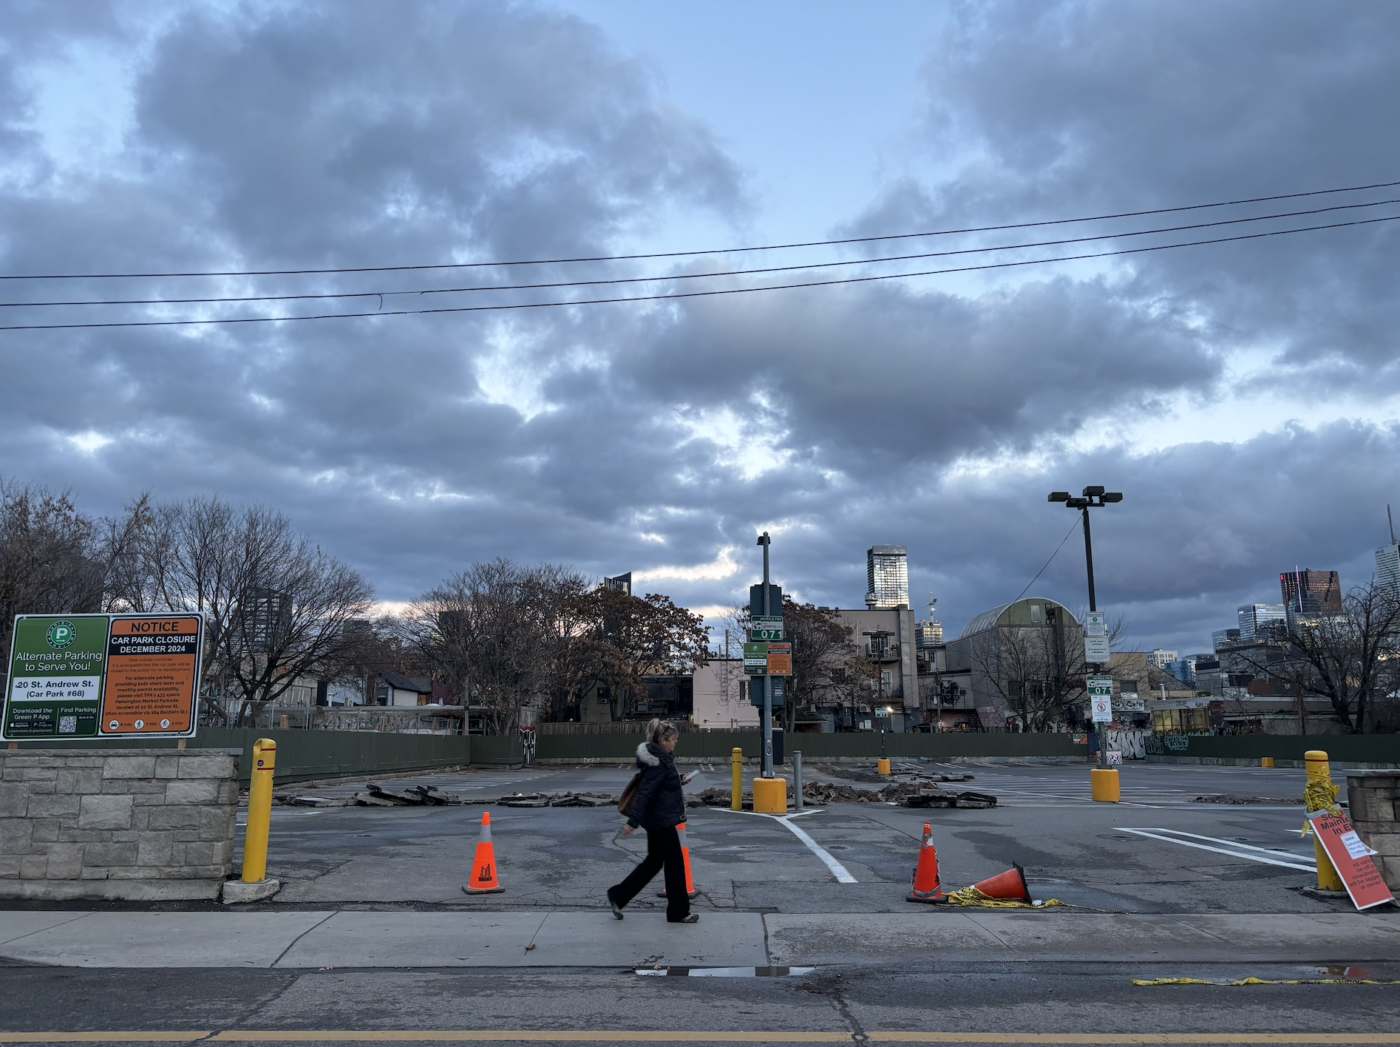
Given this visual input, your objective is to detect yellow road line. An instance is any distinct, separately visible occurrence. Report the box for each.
[0,1036,211,1043]
[1,1034,1399,1045]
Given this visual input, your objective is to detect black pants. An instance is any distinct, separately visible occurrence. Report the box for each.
[609,824,690,921]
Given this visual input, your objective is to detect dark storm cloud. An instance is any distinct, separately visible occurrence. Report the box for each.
[891,0,1400,385]
[1,0,1397,653]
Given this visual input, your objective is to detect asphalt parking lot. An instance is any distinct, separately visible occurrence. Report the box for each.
[248,760,1346,914]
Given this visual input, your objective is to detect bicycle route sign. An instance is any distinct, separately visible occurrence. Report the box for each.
[3,613,205,742]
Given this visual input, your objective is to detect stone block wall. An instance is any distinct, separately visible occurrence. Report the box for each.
[1347,772,1400,891]
[0,749,238,900]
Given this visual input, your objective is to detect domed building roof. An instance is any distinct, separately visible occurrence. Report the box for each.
[957,598,1080,639]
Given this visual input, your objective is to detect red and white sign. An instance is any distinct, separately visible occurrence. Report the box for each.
[1308,809,1395,911]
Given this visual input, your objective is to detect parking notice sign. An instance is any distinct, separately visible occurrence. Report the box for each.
[1308,809,1394,910]
[4,613,204,741]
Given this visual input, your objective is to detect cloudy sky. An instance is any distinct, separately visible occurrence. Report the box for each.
[3,0,1399,656]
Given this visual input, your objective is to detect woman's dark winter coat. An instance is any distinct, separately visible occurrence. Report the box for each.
[626,741,686,831]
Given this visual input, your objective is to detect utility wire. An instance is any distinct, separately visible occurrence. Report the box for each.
[7,195,1396,310]
[2,212,1395,332]
[1014,516,1083,604]
[2,177,1399,282]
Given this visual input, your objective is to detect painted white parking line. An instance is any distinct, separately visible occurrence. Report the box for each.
[720,808,858,883]
[1121,828,1315,871]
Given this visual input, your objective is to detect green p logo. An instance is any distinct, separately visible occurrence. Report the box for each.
[46,621,76,650]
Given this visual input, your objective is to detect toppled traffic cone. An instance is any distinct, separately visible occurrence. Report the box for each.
[967,863,1031,902]
[659,821,700,899]
[462,811,505,894]
[907,821,945,903]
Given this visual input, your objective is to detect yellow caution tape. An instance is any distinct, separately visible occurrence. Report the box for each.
[1134,977,1400,987]
[939,886,1066,908]
[1301,778,1342,835]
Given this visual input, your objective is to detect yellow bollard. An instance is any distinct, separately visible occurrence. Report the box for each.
[1261,757,1275,768]
[242,738,276,883]
[731,748,743,811]
[877,758,892,776]
[1090,767,1120,802]
[753,777,787,814]
[1304,750,1345,891]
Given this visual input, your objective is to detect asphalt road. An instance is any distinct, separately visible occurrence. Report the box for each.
[2,962,1399,1045]
[245,761,1348,915]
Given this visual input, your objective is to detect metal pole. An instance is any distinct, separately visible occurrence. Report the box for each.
[242,738,276,883]
[1081,506,1107,767]
[1082,507,1097,613]
[761,533,773,779]
[793,750,804,810]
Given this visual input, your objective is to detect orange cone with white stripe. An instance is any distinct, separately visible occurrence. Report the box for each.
[907,821,945,903]
[462,811,504,894]
[659,821,699,899]
[967,863,1031,902]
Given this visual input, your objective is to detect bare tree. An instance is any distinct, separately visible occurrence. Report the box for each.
[968,608,1122,731]
[558,585,710,722]
[1282,582,1400,733]
[780,599,869,732]
[0,482,106,689]
[109,496,374,725]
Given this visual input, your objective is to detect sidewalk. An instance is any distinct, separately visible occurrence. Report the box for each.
[0,910,1396,968]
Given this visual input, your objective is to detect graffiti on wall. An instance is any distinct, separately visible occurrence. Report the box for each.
[1106,728,1147,760]
[1144,734,1191,755]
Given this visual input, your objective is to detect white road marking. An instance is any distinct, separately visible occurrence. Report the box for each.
[719,808,857,883]
[1121,827,1315,871]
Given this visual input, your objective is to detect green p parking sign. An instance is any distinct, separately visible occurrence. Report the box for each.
[4,615,110,739]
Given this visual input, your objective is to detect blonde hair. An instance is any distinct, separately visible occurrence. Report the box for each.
[647,718,678,745]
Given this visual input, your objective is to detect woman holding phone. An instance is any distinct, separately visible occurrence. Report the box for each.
[607,718,698,923]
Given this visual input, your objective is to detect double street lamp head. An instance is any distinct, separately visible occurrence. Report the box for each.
[1047,488,1123,509]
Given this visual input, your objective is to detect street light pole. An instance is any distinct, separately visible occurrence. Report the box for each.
[757,531,773,779]
[1048,486,1122,767]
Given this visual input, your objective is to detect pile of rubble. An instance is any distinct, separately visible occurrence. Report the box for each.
[497,792,615,808]
[691,782,997,809]
[350,783,464,807]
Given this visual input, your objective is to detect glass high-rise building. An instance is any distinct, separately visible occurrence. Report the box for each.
[1279,569,1341,617]
[1237,603,1286,642]
[1377,545,1400,592]
[866,545,910,609]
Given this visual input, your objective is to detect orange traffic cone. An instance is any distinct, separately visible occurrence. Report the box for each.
[907,821,945,903]
[967,863,1031,903]
[462,811,505,894]
[658,821,699,899]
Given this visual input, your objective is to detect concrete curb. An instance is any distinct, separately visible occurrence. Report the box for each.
[0,909,1396,969]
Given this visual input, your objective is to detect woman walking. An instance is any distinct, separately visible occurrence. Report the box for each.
[608,719,698,923]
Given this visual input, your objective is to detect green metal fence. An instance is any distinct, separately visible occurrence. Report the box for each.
[1145,733,1400,766]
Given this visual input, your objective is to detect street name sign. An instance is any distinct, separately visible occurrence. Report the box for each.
[1088,675,1113,722]
[765,642,792,676]
[4,613,205,741]
[1308,809,1394,910]
[749,615,784,642]
[743,641,769,676]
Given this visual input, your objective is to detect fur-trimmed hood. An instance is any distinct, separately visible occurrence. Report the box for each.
[636,741,661,767]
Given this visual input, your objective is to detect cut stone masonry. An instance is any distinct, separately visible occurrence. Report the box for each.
[1347,772,1400,891]
[0,749,238,900]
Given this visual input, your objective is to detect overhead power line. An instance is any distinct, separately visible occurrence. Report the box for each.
[2,177,1399,281]
[6,195,1396,311]
[2,212,1395,332]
